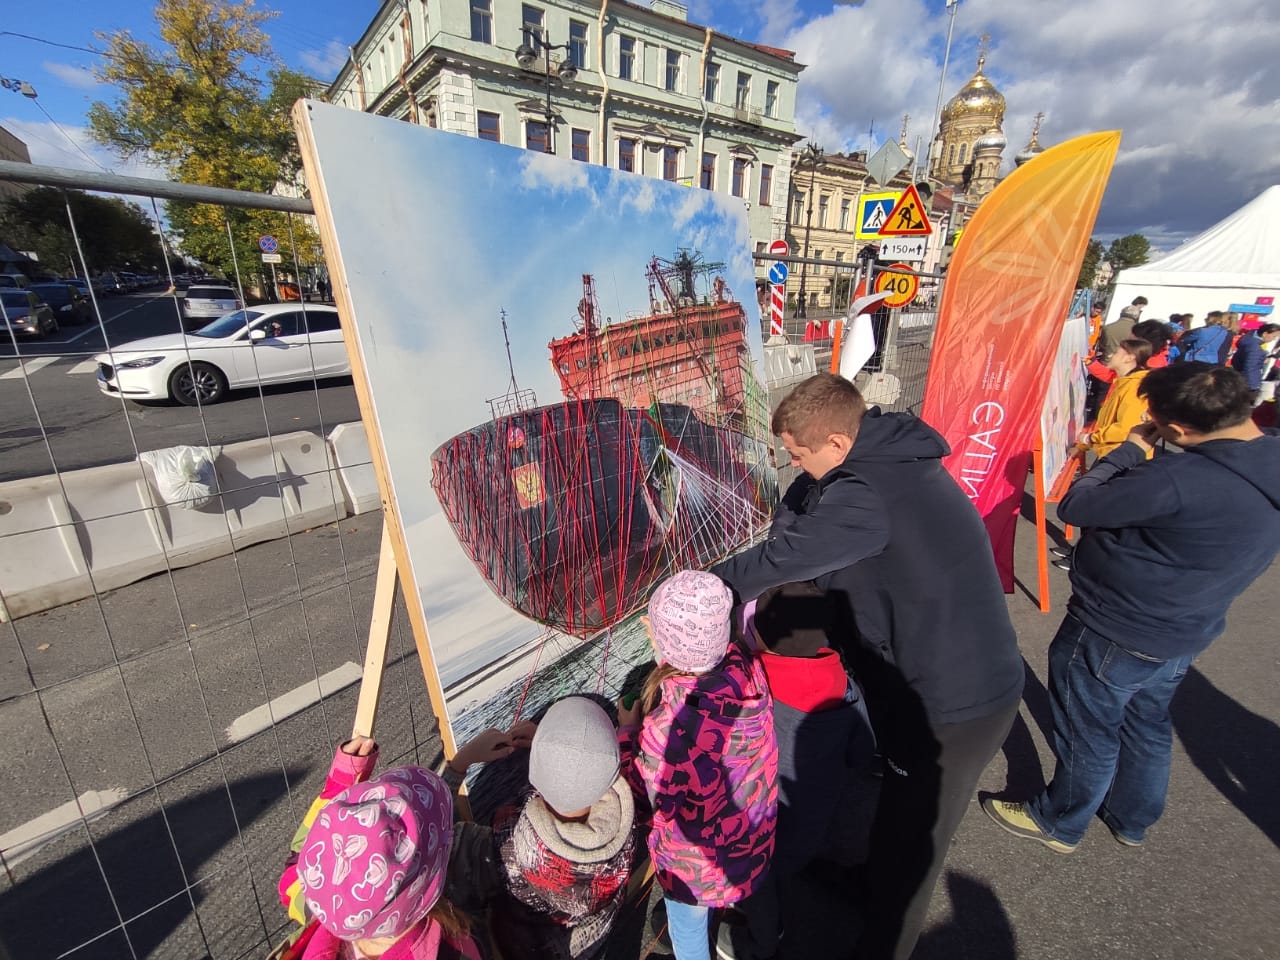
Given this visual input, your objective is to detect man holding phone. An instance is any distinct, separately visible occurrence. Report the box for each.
[984,363,1280,852]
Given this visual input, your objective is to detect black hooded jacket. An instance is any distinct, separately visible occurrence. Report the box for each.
[1061,431,1280,658]
[712,409,1024,731]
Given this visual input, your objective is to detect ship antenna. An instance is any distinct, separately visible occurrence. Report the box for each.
[500,308,520,395]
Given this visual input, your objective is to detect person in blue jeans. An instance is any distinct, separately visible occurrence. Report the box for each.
[983,363,1280,851]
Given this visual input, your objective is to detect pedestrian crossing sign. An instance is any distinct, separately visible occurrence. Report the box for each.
[855,192,900,240]
[878,184,932,236]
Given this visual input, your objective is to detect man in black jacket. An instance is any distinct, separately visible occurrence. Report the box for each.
[711,373,1024,960]
[983,364,1280,852]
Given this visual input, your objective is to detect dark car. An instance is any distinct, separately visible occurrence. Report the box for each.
[30,283,93,325]
[1,290,58,338]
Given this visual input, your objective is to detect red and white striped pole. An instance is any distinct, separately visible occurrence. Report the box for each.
[767,239,789,341]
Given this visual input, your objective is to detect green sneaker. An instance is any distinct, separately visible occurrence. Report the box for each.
[981,797,1078,854]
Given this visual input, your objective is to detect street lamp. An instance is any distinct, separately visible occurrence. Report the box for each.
[927,0,960,182]
[515,31,578,154]
[795,141,823,319]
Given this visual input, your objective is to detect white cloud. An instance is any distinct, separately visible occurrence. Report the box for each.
[783,0,1280,243]
[42,61,100,91]
[0,117,165,180]
[299,40,349,79]
[519,149,593,195]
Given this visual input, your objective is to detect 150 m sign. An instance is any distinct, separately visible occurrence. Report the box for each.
[873,263,919,309]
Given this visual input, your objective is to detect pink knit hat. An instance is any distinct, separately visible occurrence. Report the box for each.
[299,766,453,942]
[648,569,734,673]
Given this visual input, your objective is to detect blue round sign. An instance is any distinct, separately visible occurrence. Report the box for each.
[768,261,789,285]
[258,235,278,254]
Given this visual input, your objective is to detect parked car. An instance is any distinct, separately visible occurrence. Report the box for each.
[94,303,348,405]
[1,289,58,337]
[30,283,93,324]
[181,284,242,328]
[0,274,29,289]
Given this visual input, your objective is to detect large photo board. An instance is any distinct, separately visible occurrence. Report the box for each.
[1039,311,1089,492]
[294,101,776,752]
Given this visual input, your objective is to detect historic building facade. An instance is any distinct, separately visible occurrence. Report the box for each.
[327,0,804,251]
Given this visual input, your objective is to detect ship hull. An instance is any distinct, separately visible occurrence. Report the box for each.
[430,398,774,639]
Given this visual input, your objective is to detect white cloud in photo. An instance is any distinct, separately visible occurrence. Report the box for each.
[299,40,349,79]
[519,149,593,196]
[780,0,1280,244]
[42,61,100,91]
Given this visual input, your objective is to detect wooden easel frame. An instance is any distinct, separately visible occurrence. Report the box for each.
[1031,432,1087,613]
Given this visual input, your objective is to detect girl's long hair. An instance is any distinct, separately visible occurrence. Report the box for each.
[641,663,690,714]
[428,898,471,943]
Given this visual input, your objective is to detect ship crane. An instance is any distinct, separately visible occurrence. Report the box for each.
[646,252,728,406]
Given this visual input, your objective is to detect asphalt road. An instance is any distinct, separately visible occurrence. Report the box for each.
[1,502,1277,960]
[0,293,362,483]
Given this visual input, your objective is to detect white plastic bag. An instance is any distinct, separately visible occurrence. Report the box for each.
[140,445,218,510]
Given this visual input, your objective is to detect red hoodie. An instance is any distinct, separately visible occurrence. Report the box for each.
[758,648,847,712]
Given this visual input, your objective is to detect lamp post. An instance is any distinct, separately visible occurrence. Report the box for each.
[927,0,960,182]
[515,31,578,153]
[795,142,822,320]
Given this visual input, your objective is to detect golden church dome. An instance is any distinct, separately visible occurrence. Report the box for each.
[941,56,1006,123]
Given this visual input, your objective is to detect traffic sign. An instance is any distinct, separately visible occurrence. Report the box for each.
[262,253,282,263]
[768,261,789,285]
[865,140,910,188]
[874,264,919,309]
[855,192,900,240]
[768,239,790,256]
[879,237,929,262]
[878,184,932,236]
[767,241,789,340]
[258,235,279,254]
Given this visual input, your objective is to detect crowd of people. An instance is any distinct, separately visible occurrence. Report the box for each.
[267,343,1279,960]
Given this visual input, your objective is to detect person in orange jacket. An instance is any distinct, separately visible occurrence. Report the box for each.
[1077,339,1153,459]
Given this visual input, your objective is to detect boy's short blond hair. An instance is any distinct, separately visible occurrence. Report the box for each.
[771,373,868,449]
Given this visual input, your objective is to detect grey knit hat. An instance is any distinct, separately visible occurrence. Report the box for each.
[528,697,620,815]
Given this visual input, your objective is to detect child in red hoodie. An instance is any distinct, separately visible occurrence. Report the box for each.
[721,581,876,960]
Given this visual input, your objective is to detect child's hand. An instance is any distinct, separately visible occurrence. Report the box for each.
[449,728,518,773]
[508,720,538,749]
[341,736,377,757]
[617,694,642,728]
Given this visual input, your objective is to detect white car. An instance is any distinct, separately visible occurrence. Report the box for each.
[95,303,349,405]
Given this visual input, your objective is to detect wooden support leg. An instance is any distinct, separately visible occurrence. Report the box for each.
[352,523,398,739]
[1033,437,1052,614]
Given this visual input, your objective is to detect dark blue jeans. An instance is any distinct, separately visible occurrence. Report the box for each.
[1027,613,1193,845]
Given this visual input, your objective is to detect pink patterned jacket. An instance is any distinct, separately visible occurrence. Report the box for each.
[619,642,778,907]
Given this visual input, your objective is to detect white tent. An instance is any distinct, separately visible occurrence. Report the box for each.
[1106,185,1280,328]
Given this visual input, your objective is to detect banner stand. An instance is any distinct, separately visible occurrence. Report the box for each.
[1031,433,1088,613]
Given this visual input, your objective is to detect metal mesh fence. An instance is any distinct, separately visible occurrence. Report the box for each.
[0,165,439,960]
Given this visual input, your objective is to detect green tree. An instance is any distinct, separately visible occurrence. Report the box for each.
[1106,234,1151,274]
[88,0,322,284]
[2,187,165,275]
[1077,237,1105,289]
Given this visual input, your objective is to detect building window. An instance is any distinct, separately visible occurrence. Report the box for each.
[665,50,680,92]
[662,146,680,181]
[619,137,636,172]
[571,128,590,162]
[756,241,766,254]
[818,195,829,228]
[792,192,804,223]
[618,35,635,80]
[959,143,968,163]
[526,119,550,153]
[700,152,715,190]
[477,111,501,142]
[704,63,720,101]
[814,248,824,265]
[418,0,429,48]
[569,20,588,69]
[471,0,492,44]
[522,4,544,49]
[839,198,850,231]
[735,71,751,109]
[731,157,747,198]
[765,80,779,117]
[758,164,772,205]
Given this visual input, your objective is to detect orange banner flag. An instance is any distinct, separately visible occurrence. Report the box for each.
[921,131,1121,591]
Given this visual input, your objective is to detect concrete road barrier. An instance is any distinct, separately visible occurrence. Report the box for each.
[763,342,817,387]
[326,422,381,516]
[0,429,347,621]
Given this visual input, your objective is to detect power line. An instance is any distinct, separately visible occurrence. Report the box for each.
[30,96,114,174]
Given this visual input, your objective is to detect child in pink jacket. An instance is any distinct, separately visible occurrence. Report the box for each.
[617,569,779,960]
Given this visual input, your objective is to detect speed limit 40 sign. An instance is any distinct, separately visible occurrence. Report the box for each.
[873,263,919,309]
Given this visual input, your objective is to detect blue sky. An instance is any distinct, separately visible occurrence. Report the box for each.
[4,0,1278,248]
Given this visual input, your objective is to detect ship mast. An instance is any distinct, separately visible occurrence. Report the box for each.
[486,308,536,420]
[647,253,725,405]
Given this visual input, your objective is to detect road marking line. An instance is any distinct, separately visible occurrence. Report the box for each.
[67,360,99,375]
[0,788,127,869]
[0,356,59,380]
[65,297,165,343]
[225,661,362,744]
